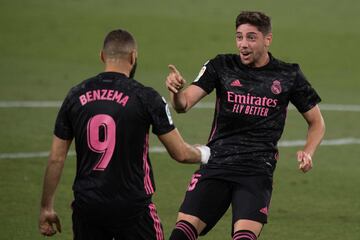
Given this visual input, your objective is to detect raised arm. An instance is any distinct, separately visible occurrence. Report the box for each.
[39,136,72,236]
[158,128,210,164]
[166,64,207,113]
[297,105,325,173]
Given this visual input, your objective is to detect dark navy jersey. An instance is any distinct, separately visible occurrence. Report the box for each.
[54,72,174,220]
[192,53,321,176]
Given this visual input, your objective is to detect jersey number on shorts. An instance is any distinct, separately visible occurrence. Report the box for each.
[87,114,116,171]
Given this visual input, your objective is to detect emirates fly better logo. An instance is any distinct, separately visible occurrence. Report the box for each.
[227,78,280,117]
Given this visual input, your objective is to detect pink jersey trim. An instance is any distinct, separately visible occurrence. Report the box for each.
[143,134,154,194]
[208,97,220,142]
[149,203,164,240]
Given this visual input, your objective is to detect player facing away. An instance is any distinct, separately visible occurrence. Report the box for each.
[38,29,210,240]
[165,11,325,240]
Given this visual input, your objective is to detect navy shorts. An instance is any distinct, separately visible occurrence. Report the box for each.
[179,167,273,235]
[72,202,164,240]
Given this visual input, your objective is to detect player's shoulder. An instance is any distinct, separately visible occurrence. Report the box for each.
[64,75,97,99]
[211,53,238,64]
[203,54,240,71]
[130,79,162,102]
[130,78,156,95]
[271,54,301,72]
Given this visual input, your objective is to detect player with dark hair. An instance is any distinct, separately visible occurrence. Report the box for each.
[166,11,325,240]
[38,29,210,240]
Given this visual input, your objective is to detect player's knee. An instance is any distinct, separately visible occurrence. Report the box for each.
[169,220,198,240]
[233,230,257,240]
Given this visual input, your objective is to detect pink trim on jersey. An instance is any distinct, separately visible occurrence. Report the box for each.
[149,203,164,240]
[143,134,154,194]
[175,222,196,240]
[208,97,220,142]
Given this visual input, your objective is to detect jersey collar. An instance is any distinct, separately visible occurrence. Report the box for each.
[237,52,275,70]
[98,72,128,80]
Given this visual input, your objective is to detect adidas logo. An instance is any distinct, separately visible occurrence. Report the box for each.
[260,207,268,216]
[230,79,243,87]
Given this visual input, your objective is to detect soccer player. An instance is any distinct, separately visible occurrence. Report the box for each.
[38,29,210,240]
[165,11,325,240]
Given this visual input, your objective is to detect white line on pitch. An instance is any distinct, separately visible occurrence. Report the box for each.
[0,101,62,108]
[0,101,360,112]
[1,138,359,160]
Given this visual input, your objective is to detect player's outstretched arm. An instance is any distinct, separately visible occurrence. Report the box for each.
[297,105,325,173]
[39,136,72,236]
[166,64,207,113]
[158,128,210,164]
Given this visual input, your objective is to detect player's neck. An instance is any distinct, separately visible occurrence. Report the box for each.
[104,65,130,77]
[254,53,270,68]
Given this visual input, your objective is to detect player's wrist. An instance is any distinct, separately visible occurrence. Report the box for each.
[302,150,313,159]
[196,145,210,164]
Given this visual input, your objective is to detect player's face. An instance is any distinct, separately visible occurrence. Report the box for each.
[236,24,272,67]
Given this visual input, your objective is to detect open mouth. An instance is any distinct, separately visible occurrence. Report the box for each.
[240,51,252,59]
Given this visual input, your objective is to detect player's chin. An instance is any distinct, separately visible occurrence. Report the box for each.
[240,55,254,66]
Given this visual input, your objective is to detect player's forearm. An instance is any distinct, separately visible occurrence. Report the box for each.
[170,90,189,113]
[158,129,207,163]
[166,142,201,164]
[172,142,212,164]
[40,158,65,209]
[303,117,325,156]
[181,143,203,163]
[40,136,71,209]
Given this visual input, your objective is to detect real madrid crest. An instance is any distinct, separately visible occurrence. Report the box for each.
[271,80,282,95]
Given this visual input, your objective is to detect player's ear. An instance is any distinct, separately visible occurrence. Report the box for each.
[130,50,137,65]
[100,50,105,63]
[265,33,272,48]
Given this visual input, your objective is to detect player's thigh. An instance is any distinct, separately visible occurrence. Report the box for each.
[179,170,232,235]
[232,175,272,232]
[118,202,164,240]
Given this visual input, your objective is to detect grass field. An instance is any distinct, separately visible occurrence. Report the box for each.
[1,0,360,239]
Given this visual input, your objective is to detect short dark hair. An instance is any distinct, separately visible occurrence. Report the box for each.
[102,29,137,59]
[235,11,272,35]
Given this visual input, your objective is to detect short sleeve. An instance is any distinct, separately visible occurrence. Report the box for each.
[290,66,321,113]
[54,93,74,140]
[143,89,175,135]
[191,59,218,94]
